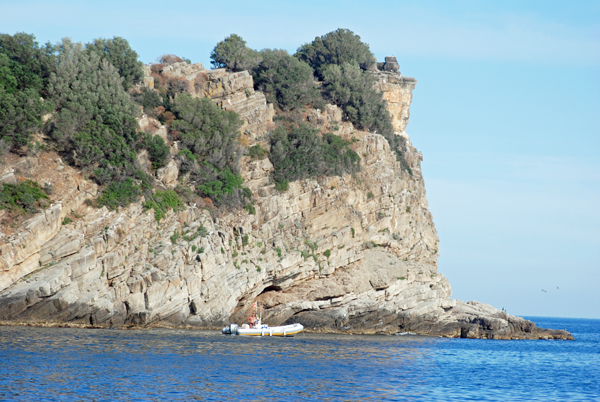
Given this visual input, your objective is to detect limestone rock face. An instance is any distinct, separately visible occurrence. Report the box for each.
[0,71,572,340]
[372,71,417,135]
[145,63,274,143]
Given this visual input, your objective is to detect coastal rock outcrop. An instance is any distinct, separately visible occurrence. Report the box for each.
[0,65,573,340]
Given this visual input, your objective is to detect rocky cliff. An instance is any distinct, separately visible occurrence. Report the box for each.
[0,64,573,340]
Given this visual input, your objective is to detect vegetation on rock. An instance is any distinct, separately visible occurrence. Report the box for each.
[171,94,250,207]
[0,27,411,214]
[296,28,376,78]
[270,124,360,189]
[210,34,261,72]
[0,180,49,213]
[143,189,183,222]
[252,49,322,111]
[85,37,144,90]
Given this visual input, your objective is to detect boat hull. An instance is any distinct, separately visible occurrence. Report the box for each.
[222,323,303,337]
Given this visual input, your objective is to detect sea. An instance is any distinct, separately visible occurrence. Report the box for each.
[0,317,598,401]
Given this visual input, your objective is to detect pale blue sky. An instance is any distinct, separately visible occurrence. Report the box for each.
[2,0,598,318]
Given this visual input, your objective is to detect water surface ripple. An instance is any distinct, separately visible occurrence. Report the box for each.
[0,317,598,401]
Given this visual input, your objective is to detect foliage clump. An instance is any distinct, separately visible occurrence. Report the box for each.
[143,189,183,222]
[171,94,250,207]
[296,28,376,78]
[248,144,267,160]
[269,124,360,189]
[322,63,393,138]
[210,34,261,72]
[84,37,144,90]
[252,49,322,111]
[0,180,49,213]
[137,132,169,170]
[0,33,54,151]
[46,38,146,186]
[97,178,140,210]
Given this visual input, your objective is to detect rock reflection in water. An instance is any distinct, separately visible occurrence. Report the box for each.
[0,326,433,401]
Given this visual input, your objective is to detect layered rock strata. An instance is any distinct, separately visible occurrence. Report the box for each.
[0,67,573,340]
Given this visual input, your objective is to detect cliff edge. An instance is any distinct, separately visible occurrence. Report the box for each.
[0,62,573,340]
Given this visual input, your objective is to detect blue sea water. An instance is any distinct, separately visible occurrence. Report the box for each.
[0,317,598,401]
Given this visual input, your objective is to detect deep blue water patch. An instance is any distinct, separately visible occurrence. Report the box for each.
[0,317,598,401]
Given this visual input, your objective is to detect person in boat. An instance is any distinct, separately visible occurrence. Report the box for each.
[248,313,257,328]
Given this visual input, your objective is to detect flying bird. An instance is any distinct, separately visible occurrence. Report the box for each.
[542,289,547,292]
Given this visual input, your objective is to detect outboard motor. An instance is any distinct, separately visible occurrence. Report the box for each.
[222,324,239,335]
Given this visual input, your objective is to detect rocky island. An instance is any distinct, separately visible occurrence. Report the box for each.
[0,30,572,340]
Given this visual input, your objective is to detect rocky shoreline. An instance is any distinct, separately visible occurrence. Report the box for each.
[0,64,573,341]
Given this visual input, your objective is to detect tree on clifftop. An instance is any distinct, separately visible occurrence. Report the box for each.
[252,49,322,111]
[85,36,144,90]
[295,28,376,79]
[210,34,261,72]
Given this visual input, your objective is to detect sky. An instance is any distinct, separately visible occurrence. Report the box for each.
[1,0,598,318]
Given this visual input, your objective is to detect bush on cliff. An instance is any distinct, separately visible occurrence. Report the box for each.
[252,49,322,111]
[210,34,261,72]
[0,179,49,214]
[0,32,57,95]
[270,124,360,188]
[322,62,393,138]
[0,84,45,151]
[137,132,170,170]
[0,33,56,150]
[143,189,183,222]
[96,178,140,210]
[171,94,250,207]
[296,28,376,79]
[46,38,144,184]
[85,37,144,90]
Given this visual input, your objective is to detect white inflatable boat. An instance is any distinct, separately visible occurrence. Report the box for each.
[222,322,303,337]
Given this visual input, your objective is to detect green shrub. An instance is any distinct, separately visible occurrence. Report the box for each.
[143,189,183,222]
[322,63,393,137]
[97,178,140,210]
[324,249,331,259]
[171,94,250,208]
[0,180,49,213]
[367,191,374,199]
[0,32,57,95]
[253,49,322,111]
[47,38,141,185]
[245,203,255,215]
[351,227,355,238]
[295,28,376,78]
[248,144,267,160]
[275,247,282,258]
[0,85,45,150]
[62,217,72,225]
[269,124,360,188]
[192,245,197,252]
[170,230,179,244]
[132,87,162,113]
[275,179,289,191]
[210,34,261,72]
[138,133,169,170]
[85,36,144,90]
